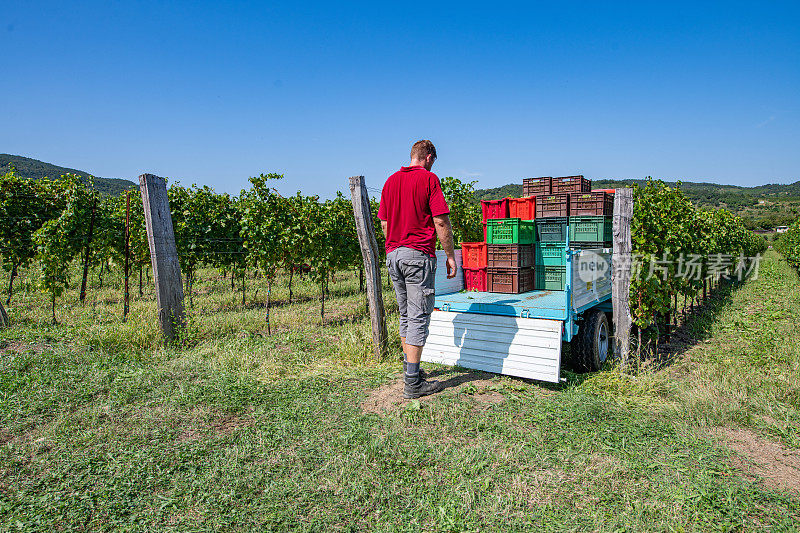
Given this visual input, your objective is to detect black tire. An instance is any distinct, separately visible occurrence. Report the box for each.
[571,309,610,372]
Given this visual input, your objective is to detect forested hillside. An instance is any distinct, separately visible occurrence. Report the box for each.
[0,154,137,196]
[474,177,800,230]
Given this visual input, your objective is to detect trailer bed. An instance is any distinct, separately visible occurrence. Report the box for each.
[422,249,614,382]
[434,290,568,320]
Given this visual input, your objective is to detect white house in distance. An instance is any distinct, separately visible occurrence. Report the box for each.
[777,226,789,233]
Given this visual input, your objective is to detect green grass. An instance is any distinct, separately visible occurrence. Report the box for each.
[1,254,798,530]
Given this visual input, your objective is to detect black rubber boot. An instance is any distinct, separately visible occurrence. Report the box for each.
[403,372,442,399]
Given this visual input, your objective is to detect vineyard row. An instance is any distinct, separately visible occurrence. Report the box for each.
[0,171,766,341]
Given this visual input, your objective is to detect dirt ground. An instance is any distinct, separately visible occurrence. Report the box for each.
[361,369,507,414]
[718,427,800,495]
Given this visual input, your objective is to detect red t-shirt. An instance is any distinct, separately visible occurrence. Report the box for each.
[378,166,450,256]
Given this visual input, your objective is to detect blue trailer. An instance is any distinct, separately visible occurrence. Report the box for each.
[422,248,613,383]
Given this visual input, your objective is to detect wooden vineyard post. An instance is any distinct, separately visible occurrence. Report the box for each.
[612,188,633,369]
[123,191,131,321]
[79,197,97,303]
[139,174,186,343]
[0,300,9,328]
[349,176,388,358]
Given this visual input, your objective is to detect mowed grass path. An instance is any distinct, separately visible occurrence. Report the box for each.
[1,252,799,531]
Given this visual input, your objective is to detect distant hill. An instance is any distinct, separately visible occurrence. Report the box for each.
[473,177,800,230]
[0,154,138,196]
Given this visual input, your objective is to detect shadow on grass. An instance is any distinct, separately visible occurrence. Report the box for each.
[422,366,582,393]
[424,368,496,391]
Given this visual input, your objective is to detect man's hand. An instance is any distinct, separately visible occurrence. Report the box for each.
[446,256,457,279]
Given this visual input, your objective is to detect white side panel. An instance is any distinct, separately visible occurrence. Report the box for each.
[435,249,464,295]
[421,310,563,383]
[571,250,612,310]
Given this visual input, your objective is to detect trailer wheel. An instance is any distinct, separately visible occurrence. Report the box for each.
[572,309,610,372]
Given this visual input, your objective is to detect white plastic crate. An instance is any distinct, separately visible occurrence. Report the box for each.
[434,249,464,296]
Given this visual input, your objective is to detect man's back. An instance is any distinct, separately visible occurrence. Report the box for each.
[379,139,454,400]
[378,165,449,257]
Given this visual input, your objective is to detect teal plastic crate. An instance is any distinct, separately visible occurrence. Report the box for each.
[535,241,567,267]
[486,218,536,244]
[535,217,568,242]
[569,216,612,243]
[535,265,567,291]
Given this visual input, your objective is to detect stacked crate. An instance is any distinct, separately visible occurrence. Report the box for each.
[526,176,576,290]
[460,242,488,291]
[534,215,568,291]
[481,198,508,242]
[508,196,536,220]
[522,176,551,196]
[486,218,536,293]
[461,198,508,291]
[526,175,608,290]
[460,198,511,291]
[551,175,591,194]
[460,176,614,294]
[569,190,613,249]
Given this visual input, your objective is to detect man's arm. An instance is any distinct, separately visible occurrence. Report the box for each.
[380,219,388,238]
[433,214,457,279]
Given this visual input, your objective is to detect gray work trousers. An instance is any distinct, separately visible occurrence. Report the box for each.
[386,247,437,346]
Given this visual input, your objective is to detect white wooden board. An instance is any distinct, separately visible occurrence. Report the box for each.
[421,310,563,383]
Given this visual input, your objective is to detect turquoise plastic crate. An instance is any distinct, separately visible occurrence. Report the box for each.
[535,217,568,242]
[569,216,612,243]
[535,265,567,291]
[535,241,567,267]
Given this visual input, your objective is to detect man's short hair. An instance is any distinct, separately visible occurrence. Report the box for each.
[410,140,437,162]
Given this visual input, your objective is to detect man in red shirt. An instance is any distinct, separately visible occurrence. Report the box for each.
[378,140,457,399]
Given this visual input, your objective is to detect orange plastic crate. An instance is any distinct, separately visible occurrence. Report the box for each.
[461,242,488,269]
[508,196,536,220]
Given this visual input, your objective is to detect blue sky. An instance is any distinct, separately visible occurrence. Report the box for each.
[3,1,798,197]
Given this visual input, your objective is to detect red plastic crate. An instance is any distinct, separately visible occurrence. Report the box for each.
[481,198,509,224]
[483,224,487,241]
[461,242,487,269]
[535,194,570,218]
[592,188,616,194]
[551,175,591,194]
[508,196,536,220]
[570,191,614,216]
[464,267,487,291]
[523,177,551,196]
